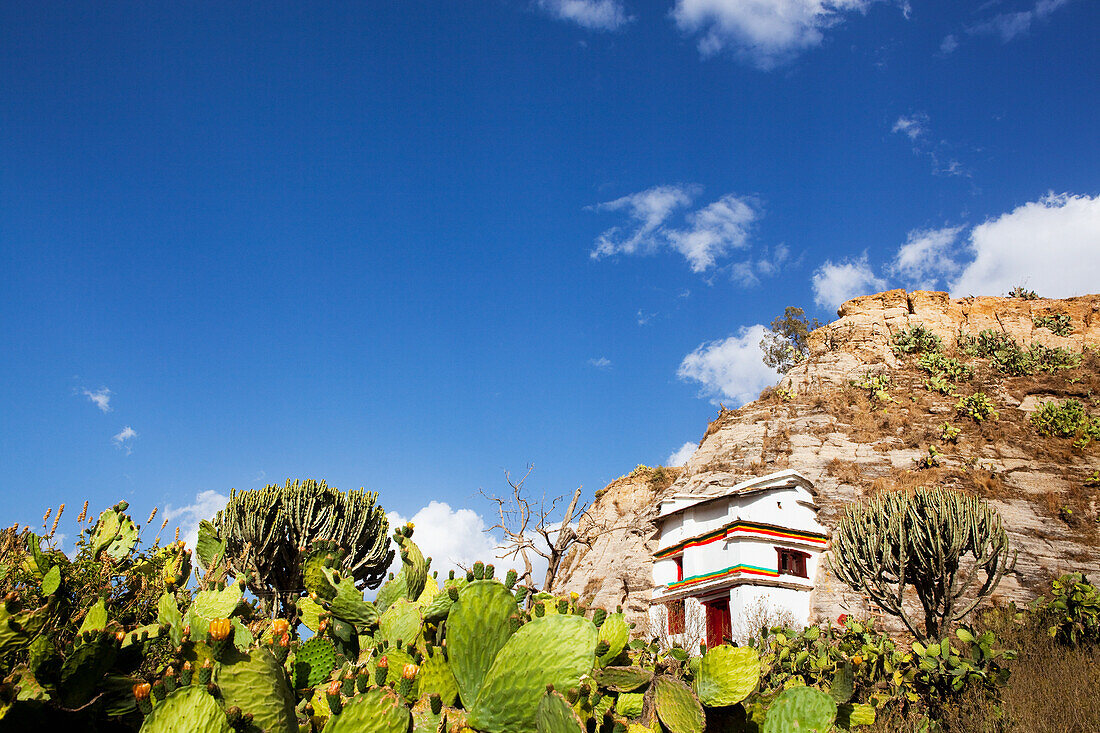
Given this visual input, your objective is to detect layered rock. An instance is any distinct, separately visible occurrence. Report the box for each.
[556,290,1100,633]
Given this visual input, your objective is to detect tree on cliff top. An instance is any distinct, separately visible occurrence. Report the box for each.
[760,306,822,373]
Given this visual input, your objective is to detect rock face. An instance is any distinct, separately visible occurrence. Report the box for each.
[555,290,1100,633]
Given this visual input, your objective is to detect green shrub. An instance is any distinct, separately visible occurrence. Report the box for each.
[852,372,895,404]
[893,325,943,355]
[1028,344,1082,373]
[925,375,952,395]
[956,393,998,422]
[1034,573,1100,645]
[1033,313,1073,336]
[917,352,973,382]
[1030,399,1100,447]
[958,330,1080,376]
[1008,285,1038,300]
[941,422,961,443]
[915,446,942,469]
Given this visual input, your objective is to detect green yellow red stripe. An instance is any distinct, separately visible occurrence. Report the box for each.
[654,520,826,559]
[667,563,779,590]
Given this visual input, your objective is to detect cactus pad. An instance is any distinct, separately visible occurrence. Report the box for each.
[293,636,337,690]
[77,598,108,635]
[90,505,139,561]
[139,685,231,733]
[653,675,704,733]
[836,702,876,729]
[536,689,586,733]
[215,647,296,733]
[411,695,445,733]
[418,651,459,707]
[379,597,424,648]
[446,580,521,708]
[616,692,644,718]
[468,614,597,733]
[693,644,760,707]
[322,686,410,733]
[595,666,653,692]
[395,532,428,601]
[763,686,837,733]
[596,612,630,666]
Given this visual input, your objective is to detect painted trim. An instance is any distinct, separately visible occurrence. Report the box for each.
[666,563,779,590]
[655,520,826,559]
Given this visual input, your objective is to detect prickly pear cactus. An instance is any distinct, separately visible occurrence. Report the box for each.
[836,702,876,729]
[322,686,410,733]
[394,527,428,602]
[59,631,120,708]
[157,592,183,646]
[422,576,466,622]
[596,612,630,666]
[77,597,108,635]
[293,636,337,690]
[829,663,855,704]
[536,689,586,733]
[417,648,459,707]
[653,675,704,733]
[763,686,837,733]
[374,569,408,614]
[468,614,597,733]
[297,596,326,633]
[693,644,760,707]
[322,568,380,627]
[595,666,653,692]
[89,503,139,561]
[616,692,644,718]
[446,580,521,707]
[379,597,423,648]
[215,647,297,733]
[139,685,231,733]
[411,694,445,733]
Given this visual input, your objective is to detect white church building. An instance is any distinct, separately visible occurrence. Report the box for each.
[649,469,828,648]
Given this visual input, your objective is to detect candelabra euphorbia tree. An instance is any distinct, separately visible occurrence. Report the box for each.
[198,478,393,617]
[829,487,1015,641]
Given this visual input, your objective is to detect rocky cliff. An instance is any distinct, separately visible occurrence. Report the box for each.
[555,290,1100,632]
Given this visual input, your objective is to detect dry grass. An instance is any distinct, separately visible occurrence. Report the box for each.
[868,616,1100,732]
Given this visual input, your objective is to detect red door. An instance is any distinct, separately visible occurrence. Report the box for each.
[704,598,731,648]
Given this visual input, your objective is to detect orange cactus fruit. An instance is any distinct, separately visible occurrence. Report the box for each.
[208,618,232,640]
[133,682,152,700]
[272,618,290,636]
[852,655,863,665]
[402,663,419,679]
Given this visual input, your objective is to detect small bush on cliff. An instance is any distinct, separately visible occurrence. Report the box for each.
[1034,313,1073,336]
[893,324,943,355]
[1008,285,1039,300]
[1030,399,1100,448]
[957,392,999,422]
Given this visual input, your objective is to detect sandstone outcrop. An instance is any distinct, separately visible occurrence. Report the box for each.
[556,290,1100,633]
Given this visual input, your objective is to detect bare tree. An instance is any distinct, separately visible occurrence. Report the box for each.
[482,465,613,593]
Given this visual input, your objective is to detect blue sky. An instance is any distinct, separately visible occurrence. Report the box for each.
[2,1,1097,570]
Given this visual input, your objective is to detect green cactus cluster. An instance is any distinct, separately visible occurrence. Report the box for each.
[0,492,1036,732]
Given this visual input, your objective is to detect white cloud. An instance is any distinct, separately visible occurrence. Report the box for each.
[667,194,758,272]
[812,255,887,310]
[967,0,1070,42]
[163,489,230,558]
[730,243,790,286]
[892,113,927,141]
[678,324,780,406]
[672,0,880,69]
[536,0,632,30]
[81,387,112,412]
[939,34,959,54]
[667,441,697,467]
[949,192,1100,298]
[591,185,698,259]
[890,225,965,290]
[590,186,759,272]
[386,501,508,583]
[111,426,138,454]
[892,112,966,177]
[588,356,612,369]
